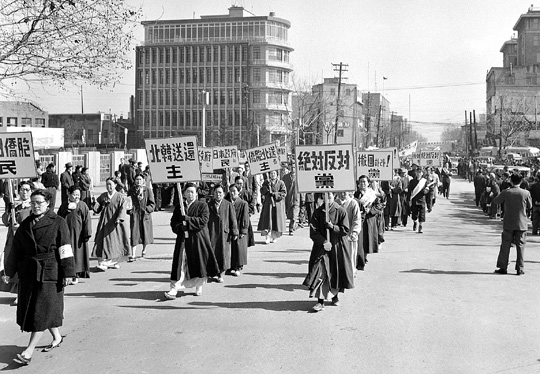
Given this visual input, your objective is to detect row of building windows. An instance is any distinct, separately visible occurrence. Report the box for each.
[137,89,289,107]
[138,67,290,86]
[139,45,290,65]
[0,117,46,127]
[145,21,288,44]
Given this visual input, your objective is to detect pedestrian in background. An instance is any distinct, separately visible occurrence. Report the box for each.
[3,189,74,365]
[493,173,532,275]
[79,167,92,207]
[342,191,361,276]
[57,185,92,282]
[408,167,429,234]
[282,166,300,235]
[72,165,82,187]
[127,173,155,261]
[228,184,250,276]
[92,177,130,271]
[60,162,74,207]
[529,174,540,235]
[257,170,287,244]
[41,163,59,211]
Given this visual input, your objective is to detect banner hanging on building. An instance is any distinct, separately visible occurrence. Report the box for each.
[198,147,213,173]
[0,132,37,179]
[245,143,281,175]
[355,148,396,181]
[295,143,355,193]
[212,146,239,169]
[411,150,442,167]
[144,136,201,183]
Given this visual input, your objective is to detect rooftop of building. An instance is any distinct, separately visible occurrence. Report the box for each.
[0,100,46,114]
[141,6,290,28]
[513,5,540,30]
[500,38,518,52]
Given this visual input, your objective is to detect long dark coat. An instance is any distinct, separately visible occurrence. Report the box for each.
[57,201,92,277]
[5,211,75,332]
[307,202,354,293]
[257,178,287,233]
[230,197,250,268]
[238,189,255,247]
[207,198,238,272]
[60,171,74,206]
[79,174,92,208]
[170,201,220,281]
[92,192,130,261]
[127,186,155,247]
[282,172,300,219]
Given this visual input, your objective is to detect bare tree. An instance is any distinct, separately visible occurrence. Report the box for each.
[0,0,139,90]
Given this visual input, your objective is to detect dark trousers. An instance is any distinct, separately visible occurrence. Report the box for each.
[475,189,482,206]
[532,206,540,235]
[411,204,426,223]
[497,229,526,271]
[442,181,450,198]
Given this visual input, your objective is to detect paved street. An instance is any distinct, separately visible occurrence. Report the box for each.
[1,178,540,373]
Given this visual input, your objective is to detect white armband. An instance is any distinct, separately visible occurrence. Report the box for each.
[59,244,74,259]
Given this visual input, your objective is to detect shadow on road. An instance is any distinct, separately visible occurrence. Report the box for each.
[246,272,305,278]
[66,291,164,301]
[224,283,304,292]
[263,259,308,265]
[189,300,315,312]
[0,345,26,371]
[109,277,166,283]
[131,270,171,274]
[401,268,495,275]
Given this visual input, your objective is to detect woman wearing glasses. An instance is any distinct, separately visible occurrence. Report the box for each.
[2,189,75,365]
[0,181,33,305]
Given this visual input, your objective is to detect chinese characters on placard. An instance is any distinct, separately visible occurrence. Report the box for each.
[356,153,393,180]
[213,147,238,168]
[297,149,351,189]
[0,137,32,176]
[148,141,196,179]
[246,146,279,172]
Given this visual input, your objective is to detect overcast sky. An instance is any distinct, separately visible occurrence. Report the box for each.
[4,0,537,141]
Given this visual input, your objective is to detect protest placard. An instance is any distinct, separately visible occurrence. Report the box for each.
[412,150,442,167]
[198,147,213,173]
[0,132,36,179]
[244,143,281,175]
[295,143,355,193]
[201,173,223,183]
[356,148,396,181]
[212,146,239,169]
[145,136,201,183]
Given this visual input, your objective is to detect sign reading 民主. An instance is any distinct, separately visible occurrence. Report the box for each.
[0,132,36,179]
[245,144,281,175]
[295,144,355,193]
[212,146,239,169]
[412,150,442,167]
[144,136,201,183]
[355,149,396,181]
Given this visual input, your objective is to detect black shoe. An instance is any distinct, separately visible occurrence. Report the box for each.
[494,268,508,274]
[517,270,525,275]
[418,225,423,233]
[413,222,417,231]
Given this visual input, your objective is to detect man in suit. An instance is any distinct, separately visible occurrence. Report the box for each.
[493,173,532,275]
[60,162,74,206]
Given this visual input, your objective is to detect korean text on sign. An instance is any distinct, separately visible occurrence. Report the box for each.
[0,132,36,179]
[245,144,281,175]
[144,136,201,183]
[295,144,355,193]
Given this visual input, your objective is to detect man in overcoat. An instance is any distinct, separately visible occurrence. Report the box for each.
[60,162,74,207]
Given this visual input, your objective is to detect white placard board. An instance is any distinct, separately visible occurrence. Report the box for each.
[295,143,355,193]
[412,150,442,167]
[201,173,223,183]
[356,149,396,181]
[199,147,213,173]
[144,136,201,183]
[212,146,239,169]
[245,144,281,175]
[0,132,37,179]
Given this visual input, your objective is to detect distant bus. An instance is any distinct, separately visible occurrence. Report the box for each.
[478,146,539,158]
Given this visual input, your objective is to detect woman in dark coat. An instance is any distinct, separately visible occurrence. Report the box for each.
[78,167,92,208]
[127,174,155,261]
[0,181,33,305]
[304,192,353,312]
[164,183,219,300]
[207,185,238,281]
[57,185,92,282]
[2,189,75,364]
[257,170,287,244]
[228,184,250,276]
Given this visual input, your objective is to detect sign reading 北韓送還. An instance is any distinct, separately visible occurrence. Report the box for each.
[355,149,396,181]
[295,144,355,193]
[0,132,37,179]
[245,144,281,175]
[144,136,201,183]
[212,146,239,170]
[198,147,213,173]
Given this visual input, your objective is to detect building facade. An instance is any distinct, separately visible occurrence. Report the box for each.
[0,101,48,128]
[134,6,293,149]
[361,92,390,148]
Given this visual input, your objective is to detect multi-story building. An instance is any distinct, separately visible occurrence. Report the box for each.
[361,92,390,148]
[307,78,362,146]
[134,6,293,149]
[0,101,48,128]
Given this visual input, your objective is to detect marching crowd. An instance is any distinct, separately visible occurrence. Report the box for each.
[0,156,452,364]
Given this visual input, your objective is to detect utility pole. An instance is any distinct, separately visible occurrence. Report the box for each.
[464,111,468,156]
[332,62,348,144]
[365,92,371,148]
[469,111,473,156]
[473,110,478,151]
[376,105,382,148]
